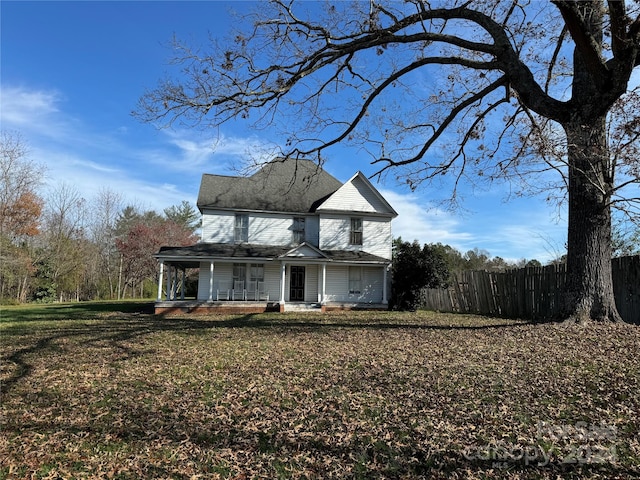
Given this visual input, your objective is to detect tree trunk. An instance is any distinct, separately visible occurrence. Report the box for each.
[117,254,123,300]
[18,275,28,303]
[562,117,622,322]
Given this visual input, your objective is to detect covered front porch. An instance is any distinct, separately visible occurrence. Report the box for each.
[154,243,390,315]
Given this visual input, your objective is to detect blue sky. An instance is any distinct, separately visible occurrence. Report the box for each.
[1,1,570,262]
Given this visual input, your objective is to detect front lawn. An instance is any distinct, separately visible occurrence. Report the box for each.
[1,306,638,479]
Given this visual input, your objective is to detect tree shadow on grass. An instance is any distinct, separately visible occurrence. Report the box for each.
[1,300,154,322]
[2,307,533,393]
[3,307,638,478]
[3,396,636,479]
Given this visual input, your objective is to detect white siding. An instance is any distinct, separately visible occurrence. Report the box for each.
[318,216,348,250]
[363,217,393,259]
[197,262,234,300]
[305,265,318,303]
[201,210,234,243]
[323,265,383,303]
[249,213,292,245]
[197,263,210,300]
[319,175,390,213]
[305,216,319,247]
[201,209,320,248]
[363,267,384,303]
[264,263,281,301]
[319,215,392,259]
[325,265,349,301]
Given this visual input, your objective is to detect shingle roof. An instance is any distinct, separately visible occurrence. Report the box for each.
[158,243,291,260]
[197,159,343,213]
[157,243,390,264]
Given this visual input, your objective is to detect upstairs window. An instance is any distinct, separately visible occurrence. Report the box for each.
[234,214,248,243]
[350,217,363,245]
[292,217,306,244]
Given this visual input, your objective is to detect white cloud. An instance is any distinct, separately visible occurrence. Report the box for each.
[166,132,217,167]
[39,148,195,212]
[381,189,474,248]
[146,129,277,175]
[69,157,122,174]
[0,84,196,212]
[208,132,280,169]
[476,222,566,263]
[382,188,567,263]
[0,85,66,135]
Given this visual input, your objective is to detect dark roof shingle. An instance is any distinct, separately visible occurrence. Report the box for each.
[197,159,343,213]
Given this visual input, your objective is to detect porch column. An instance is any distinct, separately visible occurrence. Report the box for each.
[280,262,286,304]
[321,263,327,304]
[165,264,172,300]
[157,261,164,301]
[208,261,214,301]
[173,267,179,300]
[382,266,388,304]
[180,268,185,300]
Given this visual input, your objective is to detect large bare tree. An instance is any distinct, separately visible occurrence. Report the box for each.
[0,131,44,241]
[0,132,44,302]
[136,0,640,322]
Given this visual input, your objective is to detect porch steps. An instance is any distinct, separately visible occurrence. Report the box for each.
[282,302,322,312]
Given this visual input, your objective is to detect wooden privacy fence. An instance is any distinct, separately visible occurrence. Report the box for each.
[421,255,640,324]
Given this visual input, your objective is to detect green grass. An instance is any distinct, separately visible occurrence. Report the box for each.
[0,299,153,322]
[1,304,639,479]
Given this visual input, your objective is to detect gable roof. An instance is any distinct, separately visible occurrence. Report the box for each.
[282,242,329,259]
[316,171,398,217]
[197,159,343,213]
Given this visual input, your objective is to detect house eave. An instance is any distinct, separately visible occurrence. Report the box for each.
[330,259,390,266]
[199,206,319,216]
[316,209,397,218]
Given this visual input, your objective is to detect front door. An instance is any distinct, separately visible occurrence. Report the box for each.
[289,266,305,301]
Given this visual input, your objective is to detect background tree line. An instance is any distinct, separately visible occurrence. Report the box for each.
[0,131,198,304]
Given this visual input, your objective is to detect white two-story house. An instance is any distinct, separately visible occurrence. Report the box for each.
[154,158,397,314]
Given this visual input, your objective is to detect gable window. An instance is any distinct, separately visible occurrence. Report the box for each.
[349,267,362,294]
[235,214,248,243]
[292,217,305,244]
[350,218,363,245]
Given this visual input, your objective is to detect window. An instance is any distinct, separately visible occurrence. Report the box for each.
[350,218,363,245]
[232,263,247,300]
[234,214,248,243]
[349,267,362,294]
[292,217,305,244]
[233,263,246,283]
[249,264,264,283]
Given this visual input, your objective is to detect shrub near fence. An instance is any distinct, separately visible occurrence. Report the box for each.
[421,255,640,324]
